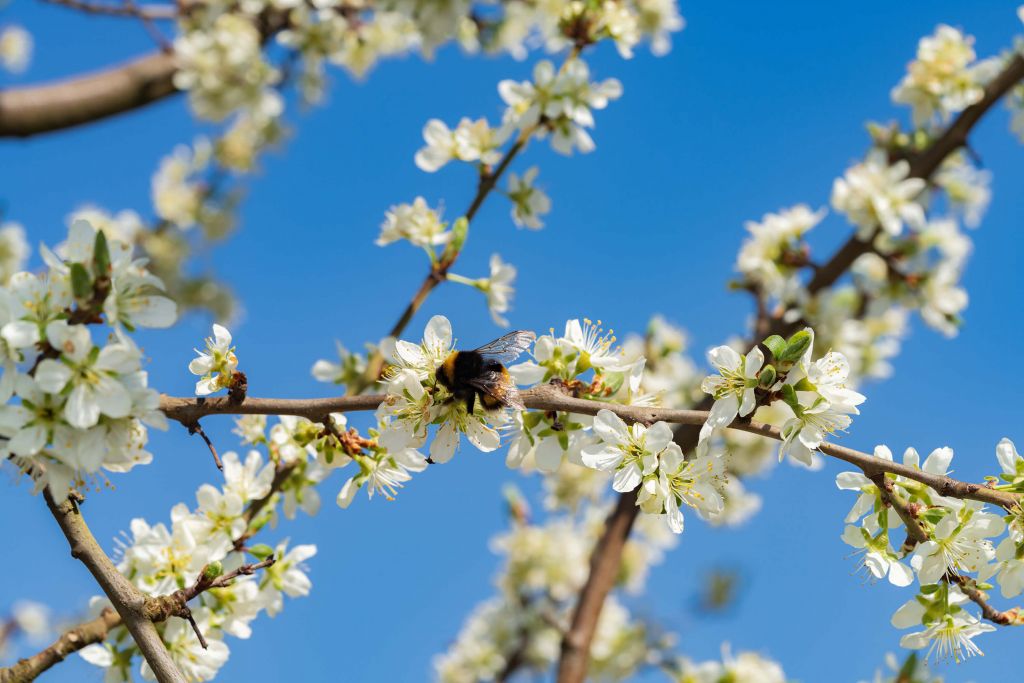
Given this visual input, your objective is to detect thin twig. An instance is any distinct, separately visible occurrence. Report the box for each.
[187,421,223,471]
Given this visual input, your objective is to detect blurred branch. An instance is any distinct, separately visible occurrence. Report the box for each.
[40,0,178,20]
[0,607,119,683]
[0,52,178,138]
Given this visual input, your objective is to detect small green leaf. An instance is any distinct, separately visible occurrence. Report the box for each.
[920,583,941,595]
[203,561,224,579]
[791,377,815,392]
[757,364,777,388]
[441,217,468,264]
[778,330,812,362]
[93,230,111,274]
[248,544,275,560]
[780,383,800,411]
[762,335,787,360]
[70,263,92,300]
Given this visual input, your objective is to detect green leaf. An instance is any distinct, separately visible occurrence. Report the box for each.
[792,377,815,392]
[780,383,800,411]
[203,561,224,579]
[778,330,812,362]
[920,583,941,595]
[248,544,275,560]
[757,364,777,388]
[761,335,787,360]
[441,217,468,264]
[70,263,92,300]
[93,230,111,274]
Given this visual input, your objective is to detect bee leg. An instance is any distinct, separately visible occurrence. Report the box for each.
[464,391,476,415]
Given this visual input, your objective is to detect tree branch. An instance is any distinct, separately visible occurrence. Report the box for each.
[870,472,928,553]
[158,385,1020,510]
[43,491,186,683]
[0,52,178,138]
[774,53,1024,338]
[950,575,1023,626]
[40,0,178,19]
[0,607,119,683]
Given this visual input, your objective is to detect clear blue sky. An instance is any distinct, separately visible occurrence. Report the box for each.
[2,2,1023,681]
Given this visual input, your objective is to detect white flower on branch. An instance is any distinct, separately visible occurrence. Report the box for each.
[831,150,926,238]
[891,25,997,129]
[698,345,764,443]
[841,514,914,587]
[148,608,229,682]
[0,222,29,285]
[736,204,824,303]
[637,443,724,534]
[581,409,669,494]
[892,586,995,663]
[34,322,139,429]
[260,541,317,617]
[507,166,551,229]
[376,197,449,250]
[189,324,239,396]
[483,254,517,327]
[911,501,1005,584]
[499,58,622,155]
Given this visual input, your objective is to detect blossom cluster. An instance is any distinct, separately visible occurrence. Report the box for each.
[891,24,1000,129]
[434,494,677,682]
[78,449,316,681]
[836,439,1024,661]
[0,220,176,502]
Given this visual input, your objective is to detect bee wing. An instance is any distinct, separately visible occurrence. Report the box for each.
[468,371,526,410]
[473,330,537,365]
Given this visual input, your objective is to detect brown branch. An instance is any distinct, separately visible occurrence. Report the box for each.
[557,490,639,683]
[359,130,534,386]
[0,608,119,683]
[40,0,178,20]
[143,558,275,628]
[769,53,1024,339]
[949,575,1023,626]
[870,473,928,553]
[43,491,186,683]
[187,421,223,471]
[0,52,178,138]
[158,385,1020,509]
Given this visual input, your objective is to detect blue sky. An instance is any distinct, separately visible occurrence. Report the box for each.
[2,1,1024,681]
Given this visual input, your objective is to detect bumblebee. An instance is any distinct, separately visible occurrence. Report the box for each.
[435,330,536,414]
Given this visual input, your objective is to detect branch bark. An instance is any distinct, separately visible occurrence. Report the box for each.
[43,492,186,683]
[0,52,178,138]
[0,608,119,683]
[158,385,1020,509]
